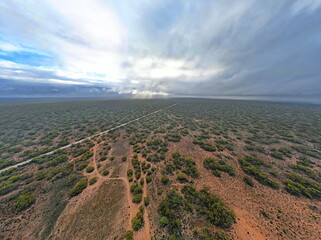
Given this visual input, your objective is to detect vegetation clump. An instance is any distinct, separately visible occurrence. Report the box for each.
[158,189,185,235]
[194,228,231,240]
[204,158,235,177]
[239,155,279,189]
[171,152,200,178]
[193,139,216,152]
[89,177,97,185]
[243,176,254,187]
[132,206,144,230]
[284,173,321,199]
[86,166,94,173]
[182,185,235,229]
[102,169,110,176]
[70,178,88,197]
[15,192,36,211]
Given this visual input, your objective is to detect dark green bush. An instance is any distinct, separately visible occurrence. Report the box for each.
[70,178,88,197]
[204,158,235,177]
[89,177,97,185]
[102,169,110,176]
[132,206,144,230]
[86,166,94,173]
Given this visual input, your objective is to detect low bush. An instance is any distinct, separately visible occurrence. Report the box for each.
[86,166,94,173]
[144,196,150,206]
[102,169,110,176]
[204,158,235,177]
[15,192,36,211]
[132,193,142,203]
[243,176,254,187]
[132,206,144,230]
[89,177,97,185]
[70,178,88,197]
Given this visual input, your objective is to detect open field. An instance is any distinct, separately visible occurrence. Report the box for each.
[0,98,321,240]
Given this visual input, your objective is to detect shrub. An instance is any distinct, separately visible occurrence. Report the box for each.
[132,207,144,230]
[196,228,231,240]
[284,173,321,199]
[132,193,142,203]
[140,178,145,185]
[161,175,169,185]
[124,230,133,240]
[75,162,88,171]
[243,176,254,187]
[15,193,36,211]
[239,155,279,189]
[144,196,150,206]
[102,170,110,176]
[89,177,97,185]
[182,185,235,229]
[66,173,80,186]
[70,178,88,197]
[86,166,94,173]
[160,216,169,227]
[177,172,188,182]
[127,169,133,177]
[0,182,17,196]
[158,189,185,235]
[204,158,235,177]
[146,176,152,183]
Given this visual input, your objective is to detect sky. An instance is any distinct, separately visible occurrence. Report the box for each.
[0,0,320,99]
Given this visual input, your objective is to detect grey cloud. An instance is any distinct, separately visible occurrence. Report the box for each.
[0,0,320,100]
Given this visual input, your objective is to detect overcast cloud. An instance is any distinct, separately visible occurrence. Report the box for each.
[0,0,320,99]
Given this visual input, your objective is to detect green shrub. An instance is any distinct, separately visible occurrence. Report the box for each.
[75,162,88,171]
[86,166,94,173]
[0,182,17,196]
[160,216,169,227]
[284,173,321,199]
[124,230,133,240]
[15,193,36,211]
[132,193,142,203]
[144,196,150,206]
[196,228,231,240]
[89,177,97,185]
[239,155,279,189]
[158,189,185,235]
[35,170,47,181]
[132,206,144,230]
[70,178,88,197]
[171,153,200,178]
[243,176,254,187]
[177,172,188,182]
[127,169,133,177]
[182,185,235,229]
[161,175,169,185]
[65,173,80,186]
[204,158,235,177]
[102,169,110,176]
[146,176,152,183]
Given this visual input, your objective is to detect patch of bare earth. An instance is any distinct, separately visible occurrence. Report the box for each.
[50,179,128,240]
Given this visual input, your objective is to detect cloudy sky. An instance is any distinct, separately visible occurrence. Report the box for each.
[0,0,320,99]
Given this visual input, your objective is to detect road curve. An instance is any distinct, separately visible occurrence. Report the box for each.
[0,103,178,174]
